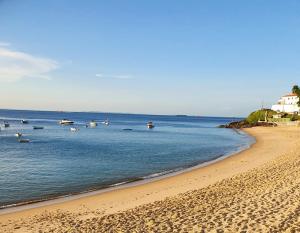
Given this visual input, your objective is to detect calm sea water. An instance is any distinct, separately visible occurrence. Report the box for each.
[0,109,253,208]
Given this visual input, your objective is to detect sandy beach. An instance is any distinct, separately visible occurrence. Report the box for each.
[1,126,300,232]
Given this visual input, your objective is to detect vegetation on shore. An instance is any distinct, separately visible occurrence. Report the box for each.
[219,119,276,129]
[219,109,278,129]
[246,109,277,124]
[220,85,300,129]
[292,85,300,106]
[220,109,300,129]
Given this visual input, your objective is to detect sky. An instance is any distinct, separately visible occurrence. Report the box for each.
[0,0,299,117]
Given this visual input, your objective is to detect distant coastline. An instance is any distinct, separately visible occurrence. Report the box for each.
[0,108,246,119]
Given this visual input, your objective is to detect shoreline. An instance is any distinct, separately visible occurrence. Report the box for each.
[0,129,254,214]
[2,126,300,232]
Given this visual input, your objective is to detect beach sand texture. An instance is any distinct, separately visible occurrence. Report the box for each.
[1,126,300,232]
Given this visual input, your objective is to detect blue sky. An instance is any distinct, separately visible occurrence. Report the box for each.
[0,0,299,116]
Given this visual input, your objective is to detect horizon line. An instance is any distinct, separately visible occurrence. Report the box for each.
[0,107,245,119]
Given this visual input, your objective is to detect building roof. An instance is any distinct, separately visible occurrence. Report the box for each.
[282,93,298,97]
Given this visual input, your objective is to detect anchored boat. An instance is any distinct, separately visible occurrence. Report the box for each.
[21,120,29,124]
[19,139,30,143]
[102,119,110,126]
[147,121,155,129]
[89,121,98,127]
[59,119,74,125]
[15,133,22,137]
[123,128,133,131]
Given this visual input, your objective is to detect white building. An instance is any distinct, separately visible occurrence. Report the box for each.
[271,93,300,114]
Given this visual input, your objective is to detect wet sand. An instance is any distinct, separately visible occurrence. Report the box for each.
[1,126,300,232]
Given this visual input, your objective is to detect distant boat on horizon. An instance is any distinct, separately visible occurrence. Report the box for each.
[59,119,74,125]
[21,120,29,124]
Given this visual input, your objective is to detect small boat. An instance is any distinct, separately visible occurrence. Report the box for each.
[19,139,30,143]
[21,120,29,124]
[102,119,110,126]
[70,127,79,132]
[33,126,44,130]
[4,122,9,128]
[15,133,22,137]
[123,128,133,131]
[147,121,155,129]
[59,119,74,125]
[89,121,98,127]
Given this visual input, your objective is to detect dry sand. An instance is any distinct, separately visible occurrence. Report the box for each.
[1,126,300,232]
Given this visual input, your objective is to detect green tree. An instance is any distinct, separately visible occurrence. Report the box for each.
[292,85,300,106]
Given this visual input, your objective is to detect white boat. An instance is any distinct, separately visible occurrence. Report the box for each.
[147,121,155,129]
[15,133,22,137]
[21,120,29,124]
[19,139,30,143]
[70,127,79,132]
[59,119,74,125]
[102,119,110,126]
[89,121,98,127]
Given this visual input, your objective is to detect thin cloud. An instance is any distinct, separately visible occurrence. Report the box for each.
[95,73,133,80]
[0,41,11,47]
[0,45,59,82]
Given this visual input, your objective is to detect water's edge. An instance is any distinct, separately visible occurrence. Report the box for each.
[0,129,255,215]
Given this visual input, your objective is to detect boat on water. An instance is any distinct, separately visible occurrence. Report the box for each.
[21,120,29,124]
[19,139,30,143]
[59,119,74,125]
[123,128,133,131]
[70,127,79,132]
[102,119,110,126]
[89,121,98,127]
[147,121,155,129]
[4,122,9,128]
[15,133,22,137]
[33,126,44,130]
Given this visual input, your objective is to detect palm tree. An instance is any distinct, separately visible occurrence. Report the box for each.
[292,85,300,106]
[292,85,300,94]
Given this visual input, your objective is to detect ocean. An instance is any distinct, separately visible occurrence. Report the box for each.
[0,109,253,208]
